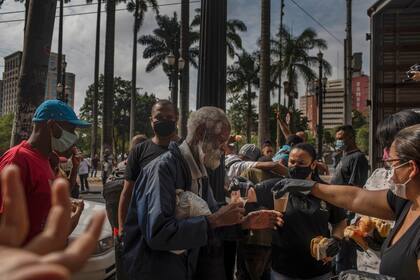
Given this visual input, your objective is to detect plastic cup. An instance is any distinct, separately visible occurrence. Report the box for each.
[273,192,289,213]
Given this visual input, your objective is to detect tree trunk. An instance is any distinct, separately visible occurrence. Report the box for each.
[11,0,57,146]
[258,0,271,146]
[130,0,139,141]
[102,0,116,159]
[246,83,252,143]
[179,0,190,139]
[91,0,101,161]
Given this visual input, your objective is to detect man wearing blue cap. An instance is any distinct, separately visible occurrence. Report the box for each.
[0,99,90,243]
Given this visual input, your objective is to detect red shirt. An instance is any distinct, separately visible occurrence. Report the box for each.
[0,141,54,243]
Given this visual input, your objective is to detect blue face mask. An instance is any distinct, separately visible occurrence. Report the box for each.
[335,140,346,151]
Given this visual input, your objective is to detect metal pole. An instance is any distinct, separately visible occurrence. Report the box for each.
[317,52,323,159]
[276,0,285,149]
[345,0,353,125]
[62,62,66,102]
[57,0,64,100]
[179,0,190,139]
[130,0,139,141]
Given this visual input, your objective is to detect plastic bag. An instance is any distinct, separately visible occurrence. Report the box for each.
[171,190,211,255]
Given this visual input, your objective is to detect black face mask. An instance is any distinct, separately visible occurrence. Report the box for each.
[288,165,313,180]
[153,120,176,137]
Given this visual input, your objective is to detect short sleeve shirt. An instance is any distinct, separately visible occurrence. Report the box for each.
[271,192,346,278]
[379,191,420,280]
[226,160,257,182]
[331,150,369,187]
[0,141,54,243]
[125,139,170,182]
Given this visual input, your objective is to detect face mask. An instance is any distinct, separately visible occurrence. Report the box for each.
[198,131,222,170]
[335,140,346,151]
[51,124,78,153]
[386,161,411,199]
[288,165,313,180]
[153,120,176,137]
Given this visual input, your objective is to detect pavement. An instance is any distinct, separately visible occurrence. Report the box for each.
[79,176,105,203]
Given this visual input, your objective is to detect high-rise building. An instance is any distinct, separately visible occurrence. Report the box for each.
[0,80,3,116]
[299,94,317,134]
[1,51,75,116]
[323,79,345,129]
[352,74,369,116]
[2,51,22,116]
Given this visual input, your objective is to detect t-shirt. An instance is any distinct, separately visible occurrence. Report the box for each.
[125,139,170,182]
[78,159,89,175]
[271,192,346,278]
[92,157,99,168]
[331,150,369,187]
[0,141,54,243]
[379,191,420,280]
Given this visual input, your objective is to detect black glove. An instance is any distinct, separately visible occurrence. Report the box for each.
[255,178,283,209]
[228,176,254,197]
[272,178,316,199]
[325,237,342,258]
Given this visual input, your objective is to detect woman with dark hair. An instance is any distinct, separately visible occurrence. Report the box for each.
[276,124,420,279]
[251,143,347,280]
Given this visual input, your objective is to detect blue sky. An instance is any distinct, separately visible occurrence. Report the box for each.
[0,0,377,113]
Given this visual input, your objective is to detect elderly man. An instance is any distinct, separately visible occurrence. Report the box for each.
[123,107,282,280]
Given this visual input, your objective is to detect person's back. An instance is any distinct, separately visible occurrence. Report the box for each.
[0,141,54,243]
[78,158,89,175]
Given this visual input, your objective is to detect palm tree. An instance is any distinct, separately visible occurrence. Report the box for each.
[258,0,271,146]
[191,8,247,58]
[126,0,159,140]
[11,0,57,145]
[138,12,200,100]
[227,51,259,142]
[87,0,104,161]
[271,26,332,109]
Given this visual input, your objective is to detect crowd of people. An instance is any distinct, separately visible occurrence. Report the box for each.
[0,93,419,280]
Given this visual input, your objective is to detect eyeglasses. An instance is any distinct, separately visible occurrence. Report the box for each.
[382,158,408,170]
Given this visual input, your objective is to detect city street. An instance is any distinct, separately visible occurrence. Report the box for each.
[80,175,105,204]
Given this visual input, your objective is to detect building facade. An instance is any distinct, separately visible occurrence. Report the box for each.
[2,51,22,116]
[0,80,3,116]
[299,94,317,134]
[1,51,75,116]
[352,74,369,116]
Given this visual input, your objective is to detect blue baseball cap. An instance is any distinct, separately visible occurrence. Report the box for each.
[32,99,90,127]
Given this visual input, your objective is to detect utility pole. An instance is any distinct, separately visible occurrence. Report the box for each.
[57,0,64,100]
[276,0,285,149]
[344,0,353,125]
[317,51,324,159]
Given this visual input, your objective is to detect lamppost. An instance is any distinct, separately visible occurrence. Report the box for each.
[317,51,325,160]
[167,52,185,107]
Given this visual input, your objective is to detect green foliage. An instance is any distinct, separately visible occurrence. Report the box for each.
[79,75,157,155]
[227,92,257,136]
[352,110,367,129]
[0,114,13,154]
[356,124,369,154]
[323,128,336,146]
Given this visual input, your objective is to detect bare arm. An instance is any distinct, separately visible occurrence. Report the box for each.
[331,219,347,239]
[118,180,135,235]
[311,183,395,221]
[277,118,292,139]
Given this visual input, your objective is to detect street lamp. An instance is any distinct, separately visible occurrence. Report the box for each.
[167,52,185,107]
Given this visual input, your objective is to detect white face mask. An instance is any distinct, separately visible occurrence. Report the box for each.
[51,124,78,153]
[198,131,222,170]
[386,161,411,199]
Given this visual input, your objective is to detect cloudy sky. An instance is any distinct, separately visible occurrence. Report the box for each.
[0,0,377,114]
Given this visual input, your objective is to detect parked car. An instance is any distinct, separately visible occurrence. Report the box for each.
[70,200,116,280]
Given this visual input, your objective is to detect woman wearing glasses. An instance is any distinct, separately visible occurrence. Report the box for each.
[276,124,420,279]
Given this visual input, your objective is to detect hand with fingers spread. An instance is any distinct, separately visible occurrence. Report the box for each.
[0,165,105,280]
[241,210,284,230]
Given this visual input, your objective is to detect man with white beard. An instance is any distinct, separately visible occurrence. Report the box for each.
[122,107,283,280]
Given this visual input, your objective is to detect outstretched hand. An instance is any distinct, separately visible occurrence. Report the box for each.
[0,165,105,280]
[242,210,283,230]
[272,178,316,199]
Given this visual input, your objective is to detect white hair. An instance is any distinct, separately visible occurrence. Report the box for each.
[186,107,230,142]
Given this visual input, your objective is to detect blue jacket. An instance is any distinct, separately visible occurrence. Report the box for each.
[122,142,229,280]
